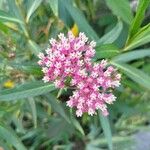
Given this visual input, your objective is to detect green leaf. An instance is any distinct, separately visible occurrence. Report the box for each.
[26,0,43,23]
[111,61,150,90]
[128,0,150,38]
[96,21,123,46]
[59,0,99,40]
[0,81,55,101]
[28,98,37,128]
[98,111,113,150]
[0,10,24,24]
[124,23,150,50]
[49,0,58,17]
[105,0,133,24]
[7,0,23,19]
[70,110,85,136]
[11,116,26,134]
[95,50,119,59]
[95,44,119,60]
[47,117,73,141]
[45,94,70,123]
[89,135,134,148]
[113,49,150,62]
[0,21,9,33]
[28,39,41,55]
[58,0,73,26]
[0,0,4,9]
[86,144,102,150]
[0,140,10,150]
[6,0,29,37]
[143,64,150,75]
[11,62,42,76]
[0,124,27,150]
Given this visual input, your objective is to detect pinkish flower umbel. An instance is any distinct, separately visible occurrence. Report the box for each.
[38,31,121,117]
[38,32,94,88]
[67,60,121,117]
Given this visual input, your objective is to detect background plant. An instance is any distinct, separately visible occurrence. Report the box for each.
[0,0,150,150]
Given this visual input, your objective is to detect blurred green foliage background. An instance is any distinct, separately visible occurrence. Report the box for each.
[0,0,150,149]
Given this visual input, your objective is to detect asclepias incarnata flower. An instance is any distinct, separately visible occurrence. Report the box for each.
[38,31,121,117]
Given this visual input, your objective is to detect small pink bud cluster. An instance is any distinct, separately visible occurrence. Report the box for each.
[38,32,121,117]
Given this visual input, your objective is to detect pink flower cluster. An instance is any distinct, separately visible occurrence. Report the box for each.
[38,31,121,117]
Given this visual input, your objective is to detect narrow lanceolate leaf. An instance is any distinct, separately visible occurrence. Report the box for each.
[112,49,150,62]
[11,62,42,76]
[124,24,150,50]
[105,0,133,25]
[58,0,73,26]
[95,49,119,60]
[0,10,24,24]
[99,111,113,150]
[6,0,29,37]
[7,0,24,20]
[0,81,55,101]
[49,0,58,17]
[0,124,27,150]
[26,0,43,23]
[70,110,85,136]
[128,0,150,38]
[95,44,119,60]
[45,94,70,123]
[96,21,123,46]
[28,98,37,128]
[28,39,41,55]
[59,0,99,40]
[111,61,150,90]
